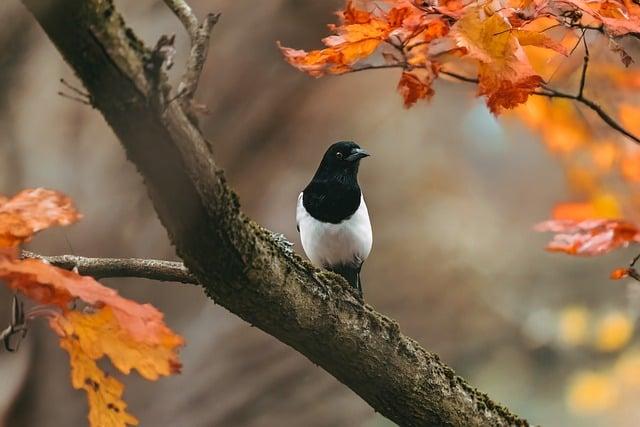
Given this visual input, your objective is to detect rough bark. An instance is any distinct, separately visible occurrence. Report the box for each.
[19,0,529,425]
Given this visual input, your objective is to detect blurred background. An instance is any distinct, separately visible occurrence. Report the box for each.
[1,0,640,426]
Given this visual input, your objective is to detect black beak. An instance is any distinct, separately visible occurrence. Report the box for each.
[346,148,370,162]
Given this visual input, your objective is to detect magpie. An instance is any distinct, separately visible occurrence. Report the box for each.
[296,141,372,296]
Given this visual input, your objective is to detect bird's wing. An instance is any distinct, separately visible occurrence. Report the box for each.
[296,192,304,232]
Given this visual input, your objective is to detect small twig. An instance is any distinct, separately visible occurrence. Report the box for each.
[60,78,89,98]
[179,12,220,101]
[1,296,28,352]
[163,0,220,104]
[163,0,199,42]
[21,250,197,284]
[439,69,480,84]
[577,33,589,98]
[57,78,92,106]
[350,63,406,73]
[439,68,640,145]
[57,92,92,106]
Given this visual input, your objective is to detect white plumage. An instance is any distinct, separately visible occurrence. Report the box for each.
[296,192,372,269]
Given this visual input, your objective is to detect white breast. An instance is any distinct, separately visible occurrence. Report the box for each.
[296,192,372,268]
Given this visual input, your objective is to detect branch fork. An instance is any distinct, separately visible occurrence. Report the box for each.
[163,0,219,108]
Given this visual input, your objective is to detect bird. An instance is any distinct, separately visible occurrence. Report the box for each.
[296,141,372,296]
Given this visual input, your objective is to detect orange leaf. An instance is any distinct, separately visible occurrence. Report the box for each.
[452,11,543,113]
[513,30,569,56]
[0,188,80,247]
[610,267,630,280]
[0,258,184,347]
[397,70,435,107]
[58,328,139,427]
[535,219,640,255]
[278,18,389,77]
[552,195,620,220]
[53,307,182,381]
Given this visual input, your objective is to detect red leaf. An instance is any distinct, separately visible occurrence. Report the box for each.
[535,219,640,255]
[610,267,630,280]
[397,70,435,107]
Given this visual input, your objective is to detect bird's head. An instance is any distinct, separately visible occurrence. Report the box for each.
[317,141,370,177]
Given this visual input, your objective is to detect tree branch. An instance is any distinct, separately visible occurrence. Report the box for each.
[19,0,528,425]
[21,251,196,284]
[439,69,640,145]
[163,0,219,102]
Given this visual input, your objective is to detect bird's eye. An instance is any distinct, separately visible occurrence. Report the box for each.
[336,152,344,159]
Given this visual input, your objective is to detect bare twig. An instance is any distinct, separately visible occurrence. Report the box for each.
[162,0,198,39]
[163,0,219,103]
[439,68,640,145]
[57,78,92,106]
[21,250,196,284]
[578,34,589,98]
[1,296,28,352]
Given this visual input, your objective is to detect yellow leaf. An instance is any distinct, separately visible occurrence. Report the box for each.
[567,372,618,414]
[595,312,634,352]
[60,335,139,427]
[54,307,183,380]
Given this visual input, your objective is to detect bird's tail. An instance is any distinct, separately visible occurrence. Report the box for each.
[329,264,363,297]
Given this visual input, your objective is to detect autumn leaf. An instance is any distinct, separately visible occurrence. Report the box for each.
[535,219,640,255]
[0,187,183,427]
[52,307,182,380]
[552,194,621,220]
[452,11,544,113]
[0,188,80,247]
[0,257,184,351]
[610,267,630,279]
[397,69,435,107]
[513,30,569,56]
[59,333,139,427]
[278,18,390,77]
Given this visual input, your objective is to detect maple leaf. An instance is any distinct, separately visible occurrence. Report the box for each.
[513,30,569,56]
[397,69,436,107]
[452,11,544,113]
[0,257,184,354]
[278,18,390,77]
[535,219,640,255]
[0,188,80,247]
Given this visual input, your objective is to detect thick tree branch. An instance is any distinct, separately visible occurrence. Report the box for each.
[21,251,196,284]
[20,0,528,425]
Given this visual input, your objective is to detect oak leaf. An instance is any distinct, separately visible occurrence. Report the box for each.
[58,329,139,427]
